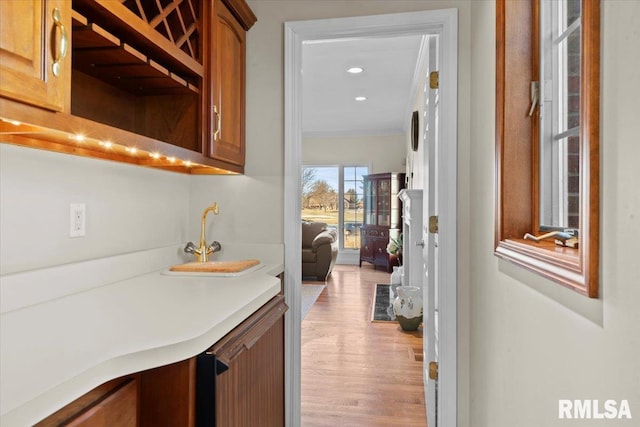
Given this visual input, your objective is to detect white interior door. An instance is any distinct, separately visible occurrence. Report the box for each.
[424,35,439,427]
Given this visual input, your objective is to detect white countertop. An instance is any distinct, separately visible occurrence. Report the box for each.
[0,244,284,426]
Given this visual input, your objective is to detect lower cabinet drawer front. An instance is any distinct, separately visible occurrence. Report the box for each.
[35,377,138,427]
[66,379,138,427]
[373,238,389,257]
[364,228,380,237]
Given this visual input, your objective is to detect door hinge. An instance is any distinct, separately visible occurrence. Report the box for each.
[429,71,439,89]
[429,361,439,380]
[428,215,438,234]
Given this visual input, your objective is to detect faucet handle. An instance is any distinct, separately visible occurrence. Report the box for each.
[208,241,222,253]
[184,241,199,254]
[204,241,222,255]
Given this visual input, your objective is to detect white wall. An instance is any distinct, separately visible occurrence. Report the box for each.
[303,134,406,174]
[468,1,640,426]
[188,174,283,244]
[0,144,189,275]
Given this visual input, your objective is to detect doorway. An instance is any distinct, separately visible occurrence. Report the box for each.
[284,9,458,427]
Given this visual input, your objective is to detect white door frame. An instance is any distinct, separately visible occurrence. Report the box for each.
[284,9,458,427]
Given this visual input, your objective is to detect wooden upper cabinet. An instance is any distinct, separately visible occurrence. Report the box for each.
[0,0,71,112]
[207,0,249,167]
[0,0,256,174]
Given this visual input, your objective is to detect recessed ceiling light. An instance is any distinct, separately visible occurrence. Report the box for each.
[347,67,364,74]
[355,96,367,101]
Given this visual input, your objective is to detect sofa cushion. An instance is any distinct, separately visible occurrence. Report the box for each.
[301,221,327,248]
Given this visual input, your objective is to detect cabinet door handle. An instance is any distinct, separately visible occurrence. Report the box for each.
[213,105,221,141]
[528,81,539,117]
[215,359,229,375]
[51,8,68,77]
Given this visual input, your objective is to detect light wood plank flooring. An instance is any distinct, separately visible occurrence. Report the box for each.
[301,264,426,426]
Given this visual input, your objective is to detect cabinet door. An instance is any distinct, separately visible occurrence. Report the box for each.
[208,0,246,166]
[373,236,389,264]
[360,231,373,261]
[377,178,391,227]
[139,359,196,427]
[0,0,70,111]
[210,296,287,426]
[364,179,376,225]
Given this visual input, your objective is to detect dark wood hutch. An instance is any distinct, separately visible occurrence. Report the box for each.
[359,172,405,272]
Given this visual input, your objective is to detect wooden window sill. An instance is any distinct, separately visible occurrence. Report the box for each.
[495,239,588,296]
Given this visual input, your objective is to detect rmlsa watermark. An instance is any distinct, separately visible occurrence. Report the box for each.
[559,400,632,420]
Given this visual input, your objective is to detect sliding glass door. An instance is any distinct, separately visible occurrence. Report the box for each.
[302,165,368,252]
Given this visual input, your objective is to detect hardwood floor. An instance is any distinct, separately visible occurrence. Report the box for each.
[301,264,427,426]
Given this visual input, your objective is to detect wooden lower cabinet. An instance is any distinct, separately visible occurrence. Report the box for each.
[65,380,138,427]
[35,295,287,427]
[35,377,138,427]
[205,295,287,426]
[144,294,287,426]
[360,226,401,273]
[139,359,197,427]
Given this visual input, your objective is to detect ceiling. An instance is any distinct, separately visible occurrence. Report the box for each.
[301,35,425,138]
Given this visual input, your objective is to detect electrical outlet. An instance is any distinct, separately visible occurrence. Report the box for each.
[69,203,86,238]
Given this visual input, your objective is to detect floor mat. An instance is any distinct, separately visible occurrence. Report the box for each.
[371,283,396,322]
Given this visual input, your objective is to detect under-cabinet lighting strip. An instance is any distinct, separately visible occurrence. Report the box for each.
[1,116,239,174]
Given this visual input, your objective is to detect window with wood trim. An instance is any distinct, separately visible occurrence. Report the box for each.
[495,0,600,297]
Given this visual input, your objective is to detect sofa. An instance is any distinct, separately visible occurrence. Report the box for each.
[302,221,338,281]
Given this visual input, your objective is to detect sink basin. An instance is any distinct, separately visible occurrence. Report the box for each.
[161,259,263,277]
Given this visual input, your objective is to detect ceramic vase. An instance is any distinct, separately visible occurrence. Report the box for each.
[392,286,423,331]
[390,266,401,285]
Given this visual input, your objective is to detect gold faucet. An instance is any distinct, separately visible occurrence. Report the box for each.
[184,203,222,262]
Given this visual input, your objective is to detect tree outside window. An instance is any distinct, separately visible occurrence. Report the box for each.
[302,165,368,251]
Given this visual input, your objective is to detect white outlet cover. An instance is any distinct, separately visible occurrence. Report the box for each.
[69,203,86,238]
